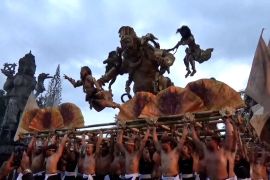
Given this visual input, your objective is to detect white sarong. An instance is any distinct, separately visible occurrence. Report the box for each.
[125,173,140,180]
[162,174,180,180]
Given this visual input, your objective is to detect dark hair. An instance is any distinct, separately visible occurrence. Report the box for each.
[211,135,221,145]
[118,26,136,37]
[176,25,192,39]
[161,136,171,144]
[80,66,92,80]
[46,144,57,151]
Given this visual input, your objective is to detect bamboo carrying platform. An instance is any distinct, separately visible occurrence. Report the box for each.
[18,108,268,152]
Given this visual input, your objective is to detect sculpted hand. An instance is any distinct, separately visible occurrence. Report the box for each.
[165,48,174,52]
[97,78,105,87]
[63,74,69,79]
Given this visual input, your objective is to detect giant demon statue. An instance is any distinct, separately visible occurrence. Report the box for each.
[0,51,51,141]
[98,26,175,100]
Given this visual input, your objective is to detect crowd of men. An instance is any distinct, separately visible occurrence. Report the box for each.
[0,118,270,180]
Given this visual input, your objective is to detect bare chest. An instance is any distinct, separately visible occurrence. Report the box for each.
[161,150,179,166]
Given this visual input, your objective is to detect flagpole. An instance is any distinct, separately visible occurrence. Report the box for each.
[260,28,265,37]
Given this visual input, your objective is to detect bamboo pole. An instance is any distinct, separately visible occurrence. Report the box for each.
[18,108,267,150]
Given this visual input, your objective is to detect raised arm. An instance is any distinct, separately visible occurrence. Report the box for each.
[176,126,188,151]
[237,130,248,161]
[172,40,183,50]
[116,129,126,153]
[64,74,83,88]
[109,132,115,155]
[79,134,87,156]
[190,125,206,156]
[224,118,234,151]
[53,134,68,160]
[152,127,161,152]
[91,77,102,91]
[139,128,150,153]
[95,131,103,156]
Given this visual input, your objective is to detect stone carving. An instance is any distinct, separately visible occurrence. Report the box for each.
[0,51,51,141]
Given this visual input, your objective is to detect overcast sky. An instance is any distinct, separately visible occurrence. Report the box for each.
[0,0,270,125]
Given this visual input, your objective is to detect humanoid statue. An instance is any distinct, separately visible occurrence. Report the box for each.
[64,66,119,112]
[98,26,175,98]
[0,51,51,141]
[167,25,214,78]
[102,51,122,91]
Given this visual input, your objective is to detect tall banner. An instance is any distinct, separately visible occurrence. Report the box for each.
[246,31,270,113]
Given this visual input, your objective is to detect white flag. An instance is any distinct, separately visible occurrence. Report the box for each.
[246,32,270,113]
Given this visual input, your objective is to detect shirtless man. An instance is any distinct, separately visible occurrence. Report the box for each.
[61,137,80,180]
[105,143,125,180]
[117,128,150,180]
[81,131,102,180]
[152,151,161,180]
[139,147,154,180]
[178,142,196,180]
[153,126,188,180]
[27,136,48,180]
[45,134,68,180]
[234,127,251,179]
[191,118,236,180]
[95,133,114,179]
[250,149,268,180]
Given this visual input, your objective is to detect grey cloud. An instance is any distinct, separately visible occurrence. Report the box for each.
[1,0,269,124]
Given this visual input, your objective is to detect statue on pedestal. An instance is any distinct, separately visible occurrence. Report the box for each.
[0,51,51,141]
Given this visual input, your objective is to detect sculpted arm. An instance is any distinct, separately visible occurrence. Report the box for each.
[89,76,102,91]
[97,66,119,86]
[64,74,83,88]
[172,40,183,50]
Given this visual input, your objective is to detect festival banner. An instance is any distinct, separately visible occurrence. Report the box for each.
[246,32,270,113]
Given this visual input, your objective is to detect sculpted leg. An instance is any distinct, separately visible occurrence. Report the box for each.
[184,56,191,78]
[190,58,196,76]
